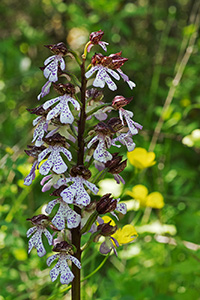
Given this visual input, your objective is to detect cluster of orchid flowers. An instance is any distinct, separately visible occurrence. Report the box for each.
[24,30,142,285]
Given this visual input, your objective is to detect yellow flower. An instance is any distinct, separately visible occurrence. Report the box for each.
[101,216,138,246]
[112,225,138,245]
[146,192,164,209]
[127,147,156,169]
[127,184,164,209]
[127,184,148,207]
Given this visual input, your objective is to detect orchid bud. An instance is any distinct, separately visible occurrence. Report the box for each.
[25,145,46,158]
[95,122,112,135]
[27,105,49,116]
[43,133,66,147]
[112,95,133,109]
[105,153,127,174]
[89,30,104,44]
[91,53,104,65]
[70,165,91,180]
[86,88,104,103]
[96,193,117,214]
[27,214,50,226]
[44,42,68,56]
[52,241,73,253]
[97,221,117,236]
[53,83,75,96]
[107,117,123,132]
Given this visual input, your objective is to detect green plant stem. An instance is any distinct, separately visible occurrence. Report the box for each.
[71,56,87,300]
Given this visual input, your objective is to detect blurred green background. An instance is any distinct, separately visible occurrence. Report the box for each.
[0,0,200,299]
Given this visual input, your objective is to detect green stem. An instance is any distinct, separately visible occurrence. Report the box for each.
[92,168,108,185]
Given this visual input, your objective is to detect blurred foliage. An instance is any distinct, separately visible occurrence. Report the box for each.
[0,0,200,299]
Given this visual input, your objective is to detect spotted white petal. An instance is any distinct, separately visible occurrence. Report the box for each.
[60,258,74,284]
[44,55,56,66]
[52,154,68,174]
[66,207,81,229]
[83,179,99,194]
[59,147,72,161]
[45,199,58,214]
[116,202,127,215]
[61,184,77,204]
[106,68,120,80]
[66,254,81,269]
[93,70,106,88]
[43,228,53,245]
[85,65,99,79]
[103,72,117,91]
[38,81,52,100]
[38,147,51,162]
[46,103,62,121]
[46,253,58,266]
[43,96,61,110]
[87,135,99,149]
[26,226,37,238]
[59,57,65,70]
[75,188,91,206]
[50,262,60,282]
[68,96,80,111]
[33,116,41,126]
[93,138,112,163]
[39,159,53,175]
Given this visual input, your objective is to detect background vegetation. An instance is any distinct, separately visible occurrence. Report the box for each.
[0,0,200,299]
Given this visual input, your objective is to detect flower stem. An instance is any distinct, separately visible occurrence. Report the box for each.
[71,56,87,300]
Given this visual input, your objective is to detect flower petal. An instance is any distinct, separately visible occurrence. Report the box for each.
[38,148,51,162]
[26,226,37,238]
[43,96,61,110]
[52,154,68,174]
[43,228,53,245]
[50,262,60,282]
[45,199,58,214]
[47,254,58,266]
[66,254,81,269]
[59,147,72,161]
[85,66,99,79]
[39,159,53,175]
[83,179,99,194]
[44,55,56,66]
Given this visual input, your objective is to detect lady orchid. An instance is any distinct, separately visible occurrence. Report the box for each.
[24,30,142,299]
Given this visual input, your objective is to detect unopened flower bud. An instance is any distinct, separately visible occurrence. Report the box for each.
[112,95,133,109]
[70,165,92,180]
[91,53,104,65]
[52,241,73,253]
[109,52,128,69]
[86,88,104,103]
[105,153,127,174]
[107,117,123,132]
[25,145,46,158]
[97,221,117,236]
[53,83,75,96]
[44,42,68,56]
[27,214,50,226]
[43,133,66,147]
[96,193,117,214]
[90,30,104,44]
[95,122,112,135]
[27,105,49,116]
